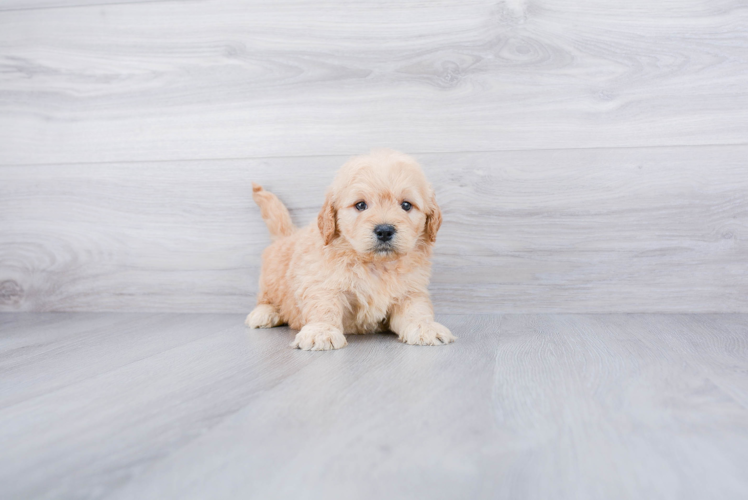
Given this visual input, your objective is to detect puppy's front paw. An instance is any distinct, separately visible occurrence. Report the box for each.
[291,323,347,351]
[246,304,282,329]
[399,321,456,346]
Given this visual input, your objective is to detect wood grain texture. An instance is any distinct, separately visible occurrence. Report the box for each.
[0,313,746,499]
[1,0,748,164]
[1,145,746,313]
[0,0,174,13]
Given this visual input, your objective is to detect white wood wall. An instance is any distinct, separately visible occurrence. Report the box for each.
[1,0,746,313]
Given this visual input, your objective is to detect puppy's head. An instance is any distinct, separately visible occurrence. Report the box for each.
[318,149,441,258]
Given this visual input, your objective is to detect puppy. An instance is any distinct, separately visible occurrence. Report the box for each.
[246,149,455,350]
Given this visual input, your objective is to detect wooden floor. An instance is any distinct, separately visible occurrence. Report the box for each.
[1,313,747,499]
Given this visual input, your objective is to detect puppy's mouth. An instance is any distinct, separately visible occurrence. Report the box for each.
[372,242,397,255]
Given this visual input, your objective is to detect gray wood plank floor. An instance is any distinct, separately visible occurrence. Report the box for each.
[1,313,747,499]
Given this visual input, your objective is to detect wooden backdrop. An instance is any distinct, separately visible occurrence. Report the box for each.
[1,0,746,313]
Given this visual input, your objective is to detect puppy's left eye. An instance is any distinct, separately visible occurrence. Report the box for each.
[401,201,412,212]
[355,201,368,211]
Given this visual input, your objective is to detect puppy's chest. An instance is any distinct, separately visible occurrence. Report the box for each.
[342,263,407,333]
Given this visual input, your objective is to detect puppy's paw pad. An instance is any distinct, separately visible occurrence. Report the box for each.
[246,305,282,329]
[400,321,456,346]
[291,323,347,351]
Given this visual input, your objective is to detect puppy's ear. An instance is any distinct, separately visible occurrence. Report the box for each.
[317,192,337,245]
[424,192,442,243]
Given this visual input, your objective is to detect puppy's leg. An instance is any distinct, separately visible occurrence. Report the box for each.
[389,294,455,346]
[246,304,283,329]
[291,295,347,351]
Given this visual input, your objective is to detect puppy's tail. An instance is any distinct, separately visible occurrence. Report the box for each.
[252,183,295,240]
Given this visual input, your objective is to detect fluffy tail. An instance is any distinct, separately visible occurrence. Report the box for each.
[252,183,295,240]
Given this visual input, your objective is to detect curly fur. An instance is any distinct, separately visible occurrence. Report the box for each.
[246,149,455,350]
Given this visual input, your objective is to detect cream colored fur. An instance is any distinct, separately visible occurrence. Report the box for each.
[246,149,455,350]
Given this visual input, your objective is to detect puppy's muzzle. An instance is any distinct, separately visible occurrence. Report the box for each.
[374,224,396,243]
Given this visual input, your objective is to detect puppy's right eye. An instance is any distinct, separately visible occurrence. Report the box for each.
[355,201,367,211]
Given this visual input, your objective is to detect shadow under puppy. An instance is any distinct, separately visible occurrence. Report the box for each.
[246,149,455,350]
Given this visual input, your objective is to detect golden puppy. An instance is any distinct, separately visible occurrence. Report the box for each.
[246,149,455,350]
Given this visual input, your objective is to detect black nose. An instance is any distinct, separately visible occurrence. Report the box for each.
[374,224,396,242]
